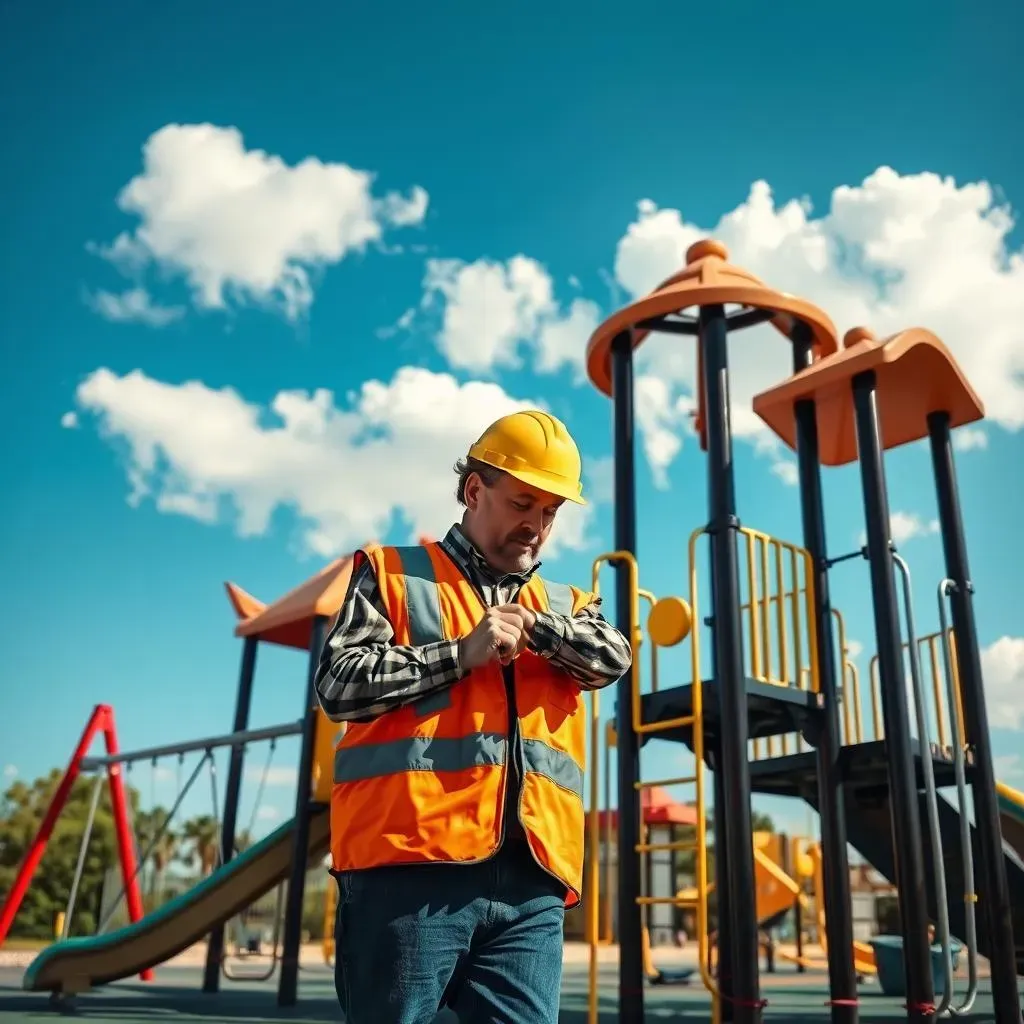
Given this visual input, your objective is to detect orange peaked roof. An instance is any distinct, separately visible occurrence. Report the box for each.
[226,535,437,652]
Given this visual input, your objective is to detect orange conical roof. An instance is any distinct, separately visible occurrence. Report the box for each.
[226,534,440,651]
[585,239,839,397]
[752,326,984,465]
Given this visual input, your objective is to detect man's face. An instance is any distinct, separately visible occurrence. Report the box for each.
[463,471,564,574]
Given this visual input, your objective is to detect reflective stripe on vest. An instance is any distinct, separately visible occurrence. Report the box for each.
[395,545,445,645]
[333,732,583,799]
[541,580,574,618]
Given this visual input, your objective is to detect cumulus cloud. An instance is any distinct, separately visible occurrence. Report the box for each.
[90,123,428,322]
[86,287,185,327]
[72,365,598,560]
[61,411,79,429]
[3,765,17,780]
[954,426,988,451]
[857,511,939,548]
[416,256,600,379]
[981,636,1024,731]
[610,168,1024,483]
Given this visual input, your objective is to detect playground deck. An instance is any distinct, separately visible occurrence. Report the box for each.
[0,961,1014,1022]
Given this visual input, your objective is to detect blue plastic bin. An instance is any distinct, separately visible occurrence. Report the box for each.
[868,935,963,997]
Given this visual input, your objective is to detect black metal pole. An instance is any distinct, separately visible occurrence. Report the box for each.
[791,322,859,1023]
[277,615,327,1007]
[611,330,645,1024]
[927,411,1022,1024]
[851,372,935,1022]
[699,304,762,1023]
[202,635,259,993]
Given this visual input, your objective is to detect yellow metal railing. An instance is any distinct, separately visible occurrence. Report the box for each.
[587,550,715,1022]
[583,531,870,1023]
[868,628,965,749]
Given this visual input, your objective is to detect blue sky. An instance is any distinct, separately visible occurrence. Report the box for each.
[2,0,1023,846]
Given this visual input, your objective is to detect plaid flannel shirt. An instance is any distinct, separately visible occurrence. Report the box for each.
[314,523,633,723]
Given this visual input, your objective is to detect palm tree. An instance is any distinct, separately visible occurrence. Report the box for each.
[133,807,179,898]
[179,815,221,877]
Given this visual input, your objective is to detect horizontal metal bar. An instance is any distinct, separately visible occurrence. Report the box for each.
[80,720,305,771]
[635,775,697,790]
[636,896,697,906]
[636,840,700,854]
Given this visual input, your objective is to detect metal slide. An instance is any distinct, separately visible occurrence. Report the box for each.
[23,807,331,995]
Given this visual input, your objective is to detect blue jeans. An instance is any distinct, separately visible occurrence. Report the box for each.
[333,841,567,1023]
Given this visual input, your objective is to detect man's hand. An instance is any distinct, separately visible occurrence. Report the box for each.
[459,605,538,671]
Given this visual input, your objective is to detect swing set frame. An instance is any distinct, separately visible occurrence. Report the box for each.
[0,702,305,983]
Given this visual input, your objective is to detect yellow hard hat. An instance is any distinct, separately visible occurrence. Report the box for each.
[467,410,586,505]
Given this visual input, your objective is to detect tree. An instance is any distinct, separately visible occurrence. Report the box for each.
[0,770,143,939]
[179,815,220,876]
[133,807,180,903]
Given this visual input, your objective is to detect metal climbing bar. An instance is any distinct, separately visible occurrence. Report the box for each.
[892,554,957,1014]
[79,720,304,771]
[937,579,979,1014]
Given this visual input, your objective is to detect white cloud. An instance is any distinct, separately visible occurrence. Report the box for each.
[3,765,17,780]
[245,765,298,787]
[90,123,428,321]
[61,411,79,429]
[857,510,939,548]
[584,455,615,505]
[256,805,281,821]
[86,287,184,327]
[771,459,799,486]
[417,256,599,379]
[994,753,1023,781]
[981,636,1024,731]
[72,364,597,560]
[610,168,1024,482]
[954,426,988,451]
[845,638,864,659]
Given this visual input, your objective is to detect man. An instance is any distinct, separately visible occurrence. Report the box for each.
[314,409,632,1024]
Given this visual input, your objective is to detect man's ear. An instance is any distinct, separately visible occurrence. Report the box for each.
[463,471,482,511]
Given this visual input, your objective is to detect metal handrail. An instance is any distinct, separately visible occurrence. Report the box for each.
[937,579,979,1015]
[892,553,955,1013]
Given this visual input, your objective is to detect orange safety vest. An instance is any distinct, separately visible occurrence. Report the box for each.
[329,541,597,907]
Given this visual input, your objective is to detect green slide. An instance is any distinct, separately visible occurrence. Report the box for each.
[23,806,331,996]
[997,780,1024,863]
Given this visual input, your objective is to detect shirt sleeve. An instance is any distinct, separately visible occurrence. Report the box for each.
[528,595,633,690]
[314,557,467,723]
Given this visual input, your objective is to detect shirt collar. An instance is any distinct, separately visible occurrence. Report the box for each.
[441,522,540,587]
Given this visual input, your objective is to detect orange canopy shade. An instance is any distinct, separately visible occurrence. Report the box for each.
[752,326,984,466]
[585,239,839,398]
[226,534,437,651]
[591,786,702,830]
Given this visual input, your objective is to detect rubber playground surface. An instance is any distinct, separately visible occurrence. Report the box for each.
[0,958,1016,1022]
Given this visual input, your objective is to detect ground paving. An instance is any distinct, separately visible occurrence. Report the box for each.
[0,944,1015,1022]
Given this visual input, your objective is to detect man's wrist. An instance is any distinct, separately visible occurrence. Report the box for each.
[528,610,566,658]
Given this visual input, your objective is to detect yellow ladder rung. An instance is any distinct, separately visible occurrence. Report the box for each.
[636,896,695,906]
[637,714,696,733]
[635,840,700,854]
[635,775,697,789]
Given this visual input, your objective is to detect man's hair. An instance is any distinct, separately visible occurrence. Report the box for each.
[454,457,505,506]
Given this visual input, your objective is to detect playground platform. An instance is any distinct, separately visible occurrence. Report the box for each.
[0,950,1017,1023]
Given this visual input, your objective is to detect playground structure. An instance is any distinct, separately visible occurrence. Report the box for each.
[582,239,1024,1023]
[0,240,1021,1024]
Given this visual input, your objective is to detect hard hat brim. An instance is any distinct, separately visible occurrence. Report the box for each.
[469,443,587,505]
